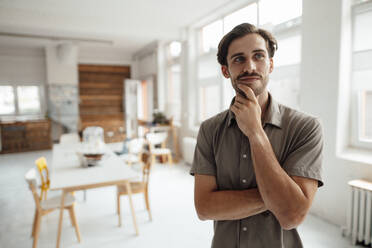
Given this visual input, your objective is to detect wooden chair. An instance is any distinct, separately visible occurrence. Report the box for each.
[116,152,152,227]
[25,168,81,248]
[59,133,80,145]
[119,138,145,166]
[35,157,49,201]
[145,132,173,165]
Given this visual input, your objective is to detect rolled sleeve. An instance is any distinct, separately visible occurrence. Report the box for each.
[282,118,324,187]
[190,122,216,176]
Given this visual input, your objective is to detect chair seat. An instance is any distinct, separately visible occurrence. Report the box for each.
[107,142,125,154]
[152,148,171,155]
[117,181,146,194]
[119,153,140,163]
[41,193,76,210]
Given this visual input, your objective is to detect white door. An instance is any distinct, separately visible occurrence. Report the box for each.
[124,79,140,139]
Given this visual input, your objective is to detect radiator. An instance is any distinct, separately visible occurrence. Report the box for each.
[347,179,372,247]
[182,137,197,165]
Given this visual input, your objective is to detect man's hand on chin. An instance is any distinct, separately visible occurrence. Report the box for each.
[230,85,262,138]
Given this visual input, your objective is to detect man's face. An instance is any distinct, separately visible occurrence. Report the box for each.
[221,33,274,97]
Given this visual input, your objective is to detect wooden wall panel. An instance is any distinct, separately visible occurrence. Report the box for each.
[78,64,130,143]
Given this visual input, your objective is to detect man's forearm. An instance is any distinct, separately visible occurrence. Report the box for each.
[249,129,309,227]
[196,188,267,221]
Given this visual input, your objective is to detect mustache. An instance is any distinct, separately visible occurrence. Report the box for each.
[237,72,262,80]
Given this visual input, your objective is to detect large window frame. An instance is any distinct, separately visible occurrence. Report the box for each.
[165,41,182,124]
[350,0,372,149]
[0,83,45,119]
[195,0,303,124]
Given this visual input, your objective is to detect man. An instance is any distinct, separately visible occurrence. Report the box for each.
[190,23,323,248]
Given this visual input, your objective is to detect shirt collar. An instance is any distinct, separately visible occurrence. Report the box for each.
[263,93,282,128]
[227,93,282,129]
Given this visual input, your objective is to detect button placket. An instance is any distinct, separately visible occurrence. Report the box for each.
[239,135,252,189]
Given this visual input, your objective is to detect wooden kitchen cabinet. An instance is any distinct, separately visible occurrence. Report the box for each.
[0,119,52,153]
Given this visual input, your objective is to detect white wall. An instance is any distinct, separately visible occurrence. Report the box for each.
[301,0,372,227]
[132,41,164,115]
[78,46,132,66]
[45,43,78,85]
[45,43,79,132]
[0,47,46,84]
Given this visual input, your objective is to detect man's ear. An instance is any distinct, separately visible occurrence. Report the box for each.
[269,58,274,73]
[221,65,230,78]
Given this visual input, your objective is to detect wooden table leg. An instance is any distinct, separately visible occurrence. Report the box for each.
[125,181,139,235]
[56,190,66,248]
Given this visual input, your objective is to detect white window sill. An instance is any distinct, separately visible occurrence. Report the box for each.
[0,115,45,122]
[337,147,372,165]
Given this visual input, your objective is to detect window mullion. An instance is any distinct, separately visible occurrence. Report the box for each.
[14,85,19,115]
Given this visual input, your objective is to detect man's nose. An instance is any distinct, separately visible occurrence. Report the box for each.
[243,59,256,73]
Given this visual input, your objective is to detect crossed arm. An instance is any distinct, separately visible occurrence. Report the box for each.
[194,175,267,221]
[194,158,317,230]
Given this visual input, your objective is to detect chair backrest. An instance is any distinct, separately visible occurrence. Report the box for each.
[146,132,168,149]
[140,152,152,186]
[60,133,80,145]
[128,138,145,154]
[83,126,104,143]
[25,168,42,211]
[35,157,49,190]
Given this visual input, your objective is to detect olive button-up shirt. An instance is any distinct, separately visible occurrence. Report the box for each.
[191,95,323,248]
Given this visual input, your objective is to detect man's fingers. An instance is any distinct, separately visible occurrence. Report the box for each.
[230,104,240,114]
[237,85,258,104]
[232,101,246,109]
[235,95,249,105]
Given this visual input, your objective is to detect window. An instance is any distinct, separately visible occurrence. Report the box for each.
[223,4,258,33]
[166,41,182,123]
[17,86,41,114]
[0,84,42,117]
[201,20,223,54]
[195,0,302,123]
[167,64,181,122]
[259,0,302,26]
[268,32,302,110]
[0,86,15,115]
[273,35,301,67]
[351,1,372,148]
[199,84,220,121]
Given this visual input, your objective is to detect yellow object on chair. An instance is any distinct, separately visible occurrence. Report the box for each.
[35,157,49,201]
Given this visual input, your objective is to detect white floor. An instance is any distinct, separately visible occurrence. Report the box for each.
[0,149,357,248]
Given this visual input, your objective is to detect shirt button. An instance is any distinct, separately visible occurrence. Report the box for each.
[242,227,247,231]
[242,179,247,183]
[242,154,247,158]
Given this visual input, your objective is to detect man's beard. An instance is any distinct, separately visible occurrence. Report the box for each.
[232,72,268,97]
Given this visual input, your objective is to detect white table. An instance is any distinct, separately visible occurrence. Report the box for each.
[50,143,140,248]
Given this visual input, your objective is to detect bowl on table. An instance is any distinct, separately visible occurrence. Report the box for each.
[83,153,104,160]
[77,153,105,168]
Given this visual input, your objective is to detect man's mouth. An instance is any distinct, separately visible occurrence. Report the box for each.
[238,76,260,82]
[237,73,261,83]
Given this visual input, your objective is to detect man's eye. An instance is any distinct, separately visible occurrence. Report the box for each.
[233,56,245,63]
[255,53,265,59]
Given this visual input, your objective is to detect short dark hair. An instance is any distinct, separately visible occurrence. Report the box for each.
[217,23,278,66]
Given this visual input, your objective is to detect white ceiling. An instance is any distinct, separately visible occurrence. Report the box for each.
[0,0,232,57]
